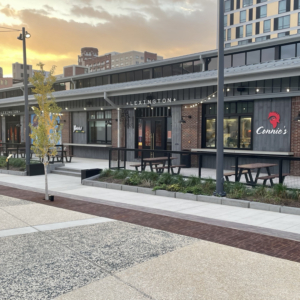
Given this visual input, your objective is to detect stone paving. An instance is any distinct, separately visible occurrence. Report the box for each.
[2,192,300,299]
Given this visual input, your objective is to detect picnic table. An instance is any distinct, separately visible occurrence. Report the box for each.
[235,163,277,185]
[142,157,176,172]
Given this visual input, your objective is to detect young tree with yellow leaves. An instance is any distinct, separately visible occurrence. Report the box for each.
[29,63,62,200]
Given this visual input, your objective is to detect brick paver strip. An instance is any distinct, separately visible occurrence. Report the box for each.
[1,184,300,263]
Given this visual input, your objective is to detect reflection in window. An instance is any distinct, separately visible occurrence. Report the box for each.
[207,57,218,70]
[246,24,252,36]
[206,119,216,148]
[88,111,112,144]
[243,0,253,7]
[224,118,238,148]
[183,62,193,74]
[279,0,286,13]
[281,44,295,59]
[247,50,260,64]
[232,53,246,67]
[173,63,182,75]
[278,15,290,29]
[260,5,267,18]
[240,117,252,148]
[240,10,246,23]
[153,67,162,78]
[261,47,275,62]
[264,20,271,33]
[227,28,231,40]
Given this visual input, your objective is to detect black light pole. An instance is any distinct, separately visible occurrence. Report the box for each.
[215,0,226,196]
[17,27,31,173]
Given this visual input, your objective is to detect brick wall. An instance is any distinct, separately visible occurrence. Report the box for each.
[144,51,157,62]
[181,104,202,166]
[63,67,73,77]
[291,97,300,175]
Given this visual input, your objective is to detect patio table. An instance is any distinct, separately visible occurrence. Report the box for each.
[142,157,176,172]
[235,163,277,185]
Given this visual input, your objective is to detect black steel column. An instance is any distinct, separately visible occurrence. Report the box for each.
[22,27,30,171]
[215,0,226,196]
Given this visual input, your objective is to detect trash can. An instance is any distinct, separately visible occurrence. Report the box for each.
[81,168,102,181]
[181,150,191,168]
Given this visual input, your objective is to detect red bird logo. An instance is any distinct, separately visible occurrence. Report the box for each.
[268,112,280,129]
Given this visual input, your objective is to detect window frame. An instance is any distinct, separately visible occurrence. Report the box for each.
[87,110,112,145]
[202,101,253,150]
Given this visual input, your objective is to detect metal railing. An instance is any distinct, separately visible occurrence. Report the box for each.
[108,147,300,188]
[0,143,64,165]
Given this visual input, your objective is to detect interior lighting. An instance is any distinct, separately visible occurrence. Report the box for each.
[256,89,259,92]
[84,108,86,110]
[227,88,230,91]
[168,107,170,109]
[287,88,290,92]
[65,107,68,110]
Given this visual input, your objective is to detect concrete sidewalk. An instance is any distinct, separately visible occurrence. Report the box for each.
[1,170,300,237]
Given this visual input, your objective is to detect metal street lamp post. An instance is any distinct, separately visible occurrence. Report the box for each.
[215,0,226,196]
[17,27,31,174]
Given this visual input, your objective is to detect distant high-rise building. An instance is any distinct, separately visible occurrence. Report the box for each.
[0,66,13,89]
[12,62,33,82]
[78,47,99,66]
[78,48,163,73]
[224,0,300,47]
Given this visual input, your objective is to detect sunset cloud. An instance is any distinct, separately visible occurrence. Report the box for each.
[0,0,217,77]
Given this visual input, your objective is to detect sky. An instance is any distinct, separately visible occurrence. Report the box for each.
[0,0,217,77]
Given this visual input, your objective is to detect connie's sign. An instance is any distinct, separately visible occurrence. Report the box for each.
[256,112,288,135]
[126,98,176,106]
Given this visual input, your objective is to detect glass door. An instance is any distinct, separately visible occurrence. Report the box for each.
[6,123,20,144]
[138,118,166,158]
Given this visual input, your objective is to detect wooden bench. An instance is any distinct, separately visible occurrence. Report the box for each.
[224,170,249,182]
[153,164,186,175]
[130,162,160,171]
[257,173,289,186]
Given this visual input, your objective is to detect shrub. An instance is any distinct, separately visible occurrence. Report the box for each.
[99,168,114,178]
[140,171,159,186]
[185,175,201,187]
[124,172,142,186]
[153,184,167,191]
[157,173,173,185]
[227,182,248,199]
[166,184,182,192]
[113,169,131,179]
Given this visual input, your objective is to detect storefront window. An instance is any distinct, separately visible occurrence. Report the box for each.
[224,118,238,148]
[203,102,253,149]
[88,110,112,144]
[240,117,252,148]
[206,119,216,148]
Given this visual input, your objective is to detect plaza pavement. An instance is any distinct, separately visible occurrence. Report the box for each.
[2,193,300,299]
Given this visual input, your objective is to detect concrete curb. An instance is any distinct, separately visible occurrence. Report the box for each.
[0,169,27,176]
[81,178,300,216]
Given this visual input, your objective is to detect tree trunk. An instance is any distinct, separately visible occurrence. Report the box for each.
[44,155,49,200]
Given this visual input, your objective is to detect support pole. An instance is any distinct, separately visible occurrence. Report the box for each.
[22,27,30,173]
[117,109,120,148]
[215,0,226,196]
